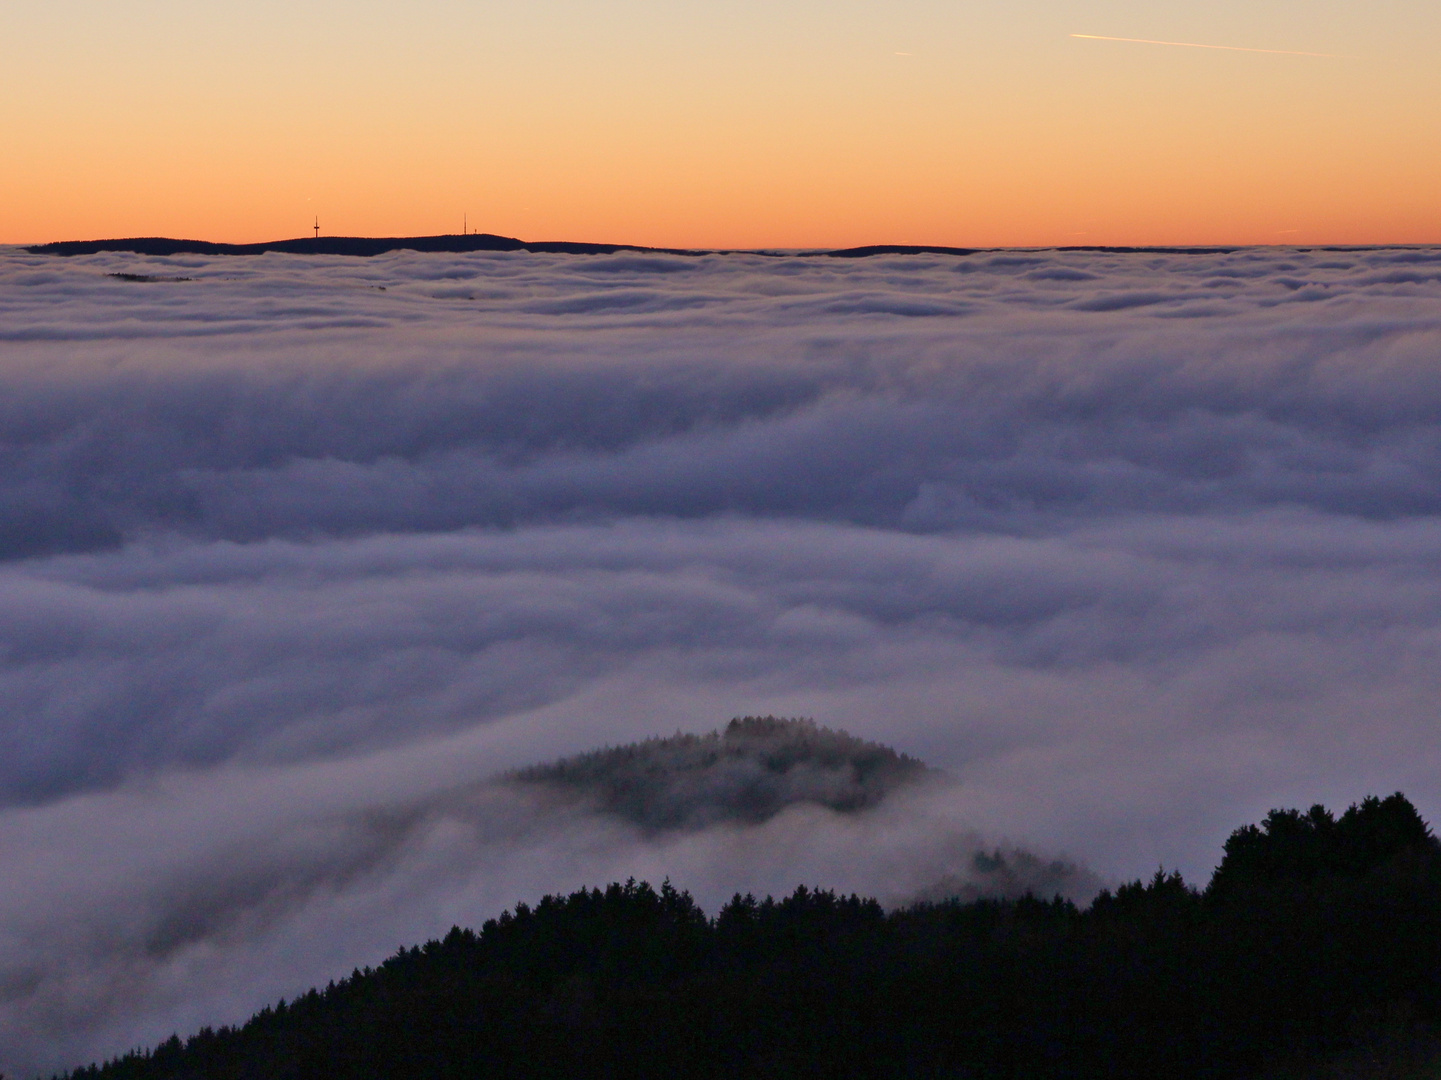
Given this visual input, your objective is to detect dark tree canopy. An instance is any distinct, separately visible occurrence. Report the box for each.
[1209,792,1438,899]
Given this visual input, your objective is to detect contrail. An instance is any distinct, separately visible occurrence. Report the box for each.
[1070,33,1337,58]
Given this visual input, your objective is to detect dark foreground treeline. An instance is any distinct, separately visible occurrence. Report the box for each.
[63,794,1441,1080]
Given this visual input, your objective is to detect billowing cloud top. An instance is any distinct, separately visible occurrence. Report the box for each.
[5,246,1441,558]
[2,244,1440,1075]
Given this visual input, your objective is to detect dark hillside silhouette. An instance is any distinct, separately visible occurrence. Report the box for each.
[55,792,1441,1080]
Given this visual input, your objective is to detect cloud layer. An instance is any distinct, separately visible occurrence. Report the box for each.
[2,243,1441,1074]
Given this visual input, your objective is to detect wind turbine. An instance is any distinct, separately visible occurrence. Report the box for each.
[314,216,320,239]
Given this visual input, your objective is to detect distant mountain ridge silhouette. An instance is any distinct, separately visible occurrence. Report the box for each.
[29,233,669,258]
[26,233,1263,259]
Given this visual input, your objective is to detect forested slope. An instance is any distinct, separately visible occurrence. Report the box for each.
[61,794,1441,1080]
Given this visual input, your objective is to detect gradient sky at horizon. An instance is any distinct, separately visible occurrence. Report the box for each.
[3,0,1439,248]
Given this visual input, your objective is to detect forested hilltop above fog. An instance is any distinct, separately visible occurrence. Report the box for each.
[509,715,935,829]
[64,793,1441,1080]
[502,717,1092,904]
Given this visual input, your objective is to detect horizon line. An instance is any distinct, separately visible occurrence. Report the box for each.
[18,234,1435,260]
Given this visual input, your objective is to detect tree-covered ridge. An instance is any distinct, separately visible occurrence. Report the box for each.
[1208,792,1436,896]
[508,716,936,830]
[59,793,1441,1080]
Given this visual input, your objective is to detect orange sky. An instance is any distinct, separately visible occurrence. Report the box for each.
[3,0,1438,247]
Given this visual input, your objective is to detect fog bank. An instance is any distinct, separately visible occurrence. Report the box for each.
[2,243,1440,1073]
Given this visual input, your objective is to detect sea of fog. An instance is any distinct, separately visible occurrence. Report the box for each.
[2,242,1441,1073]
